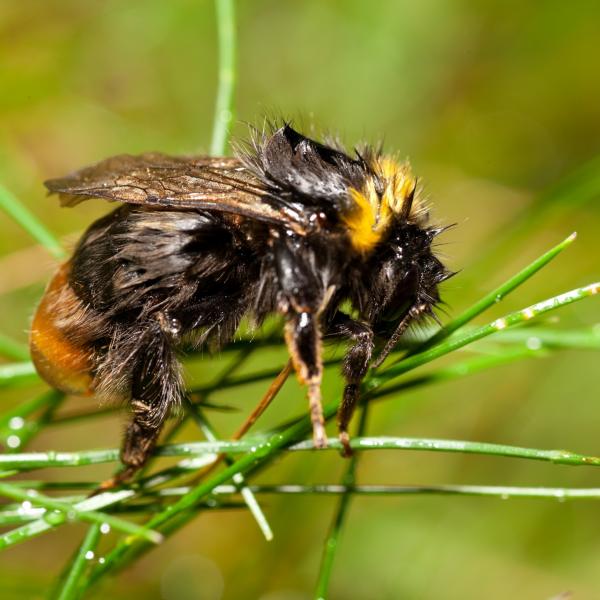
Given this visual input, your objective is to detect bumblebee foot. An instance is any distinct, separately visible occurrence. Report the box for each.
[89,468,137,497]
[339,430,353,458]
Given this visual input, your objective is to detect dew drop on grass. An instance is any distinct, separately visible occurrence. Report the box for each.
[526,337,542,350]
[100,523,111,534]
[45,510,64,525]
[6,435,21,448]
[85,550,95,560]
[492,319,507,330]
[522,308,535,320]
[8,417,24,430]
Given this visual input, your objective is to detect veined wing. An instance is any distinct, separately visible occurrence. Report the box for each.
[44,153,309,233]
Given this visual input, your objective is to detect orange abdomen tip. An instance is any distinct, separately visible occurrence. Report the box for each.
[29,262,94,396]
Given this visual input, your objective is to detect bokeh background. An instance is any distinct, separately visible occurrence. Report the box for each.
[1,1,600,598]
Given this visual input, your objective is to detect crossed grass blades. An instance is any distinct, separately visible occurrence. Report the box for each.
[2,1,600,598]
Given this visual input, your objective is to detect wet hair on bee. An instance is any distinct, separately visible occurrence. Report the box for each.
[30,123,453,485]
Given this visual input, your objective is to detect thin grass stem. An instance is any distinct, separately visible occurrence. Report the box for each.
[0,182,66,259]
[55,523,101,600]
[315,406,369,600]
[210,0,236,155]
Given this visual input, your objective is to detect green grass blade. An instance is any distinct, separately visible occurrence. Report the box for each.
[186,402,274,541]
[0,389,62,432]
[367,347,545,401]
[0,362,39,388]
[210,0,236,156]
[0,390,64,452]
[55,523,101,600]
[0,484,161,550]
[315,406,369,600]
[493,326,600,350]
[409,232,577,355]
[4,433,600,471]
[0,182,66,259]
[370,281,600,389]
[0,334,29,361]
[215,484,600,500]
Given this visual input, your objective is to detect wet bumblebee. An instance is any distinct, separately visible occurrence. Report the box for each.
[30,124,451,483]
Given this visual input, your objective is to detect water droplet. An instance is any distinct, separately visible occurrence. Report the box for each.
[492,319,507,330]
[21,501,32,511]
[66,510,77,522]
[98,557,105,564]
[526,337,542,350]
[100,523,111,535]
[8,417,24,430]
[6,435,21,448]
[45,510,64,525]
[85,550,95,560]
[522,308,535,320]
[495,294,502,303]
[500,494,509,500]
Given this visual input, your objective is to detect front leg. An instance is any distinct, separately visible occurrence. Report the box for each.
[327,313,374,456]
[274,233,334,449]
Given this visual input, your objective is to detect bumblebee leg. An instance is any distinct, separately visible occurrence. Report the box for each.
[274,233,335,449]
[371,302,429,368]
[97,316,183,488]
[284,310,327,448]
[328,314,374,457]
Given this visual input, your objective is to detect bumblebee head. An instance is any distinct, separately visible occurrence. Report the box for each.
[240,123,423,253]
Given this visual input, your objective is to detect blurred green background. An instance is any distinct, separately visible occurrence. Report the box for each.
[1,0,600,598]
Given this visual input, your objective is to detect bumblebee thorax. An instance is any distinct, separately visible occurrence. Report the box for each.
[342,156,418,254]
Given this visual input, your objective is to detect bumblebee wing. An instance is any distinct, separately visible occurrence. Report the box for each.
[44,152,309,232]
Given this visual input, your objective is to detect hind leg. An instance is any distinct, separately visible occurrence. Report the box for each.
[97,315,183,488]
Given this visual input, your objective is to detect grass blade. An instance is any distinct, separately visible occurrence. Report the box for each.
[0,334,29,361]
[411,232,577,354]
[369,282,600,389]
[0,182,66,259]
[0,362,39,388]
[0,483,163,549]
[55,523,101,600]
[3,433,600,470]
[315,406,369,600]
[187,402,274,541]
[210,0,236,156]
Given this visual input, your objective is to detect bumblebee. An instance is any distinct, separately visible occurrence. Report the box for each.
[30,124,450,483]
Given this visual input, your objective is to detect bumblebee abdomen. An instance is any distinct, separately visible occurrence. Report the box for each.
[30,263,95,396]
